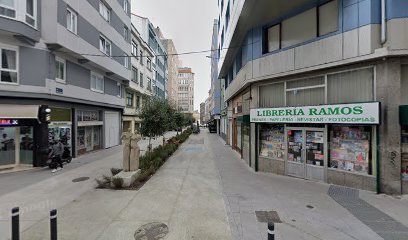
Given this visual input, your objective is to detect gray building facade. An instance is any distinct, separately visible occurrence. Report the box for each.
[0,0,131,170]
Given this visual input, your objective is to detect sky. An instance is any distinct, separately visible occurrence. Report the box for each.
[132,0,218,111]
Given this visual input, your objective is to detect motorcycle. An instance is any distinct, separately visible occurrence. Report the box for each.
[47,146,72,169]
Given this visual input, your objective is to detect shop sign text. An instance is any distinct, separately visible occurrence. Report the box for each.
[250,102,380,124]
[0,119,19,126]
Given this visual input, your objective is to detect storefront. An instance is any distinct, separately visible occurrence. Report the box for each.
[252,102,380,189]
[400,105,408,194]
[76,110,103,156]
[49,107,72,156]
[0,104,49,170]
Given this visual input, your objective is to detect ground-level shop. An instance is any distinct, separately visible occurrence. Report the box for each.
[0,100,122,171]
[252,102,380,192]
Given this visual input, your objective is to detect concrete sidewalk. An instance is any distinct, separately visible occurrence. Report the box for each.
[0,131,178,240]
[210,133,408,240]
[10,132,231,240]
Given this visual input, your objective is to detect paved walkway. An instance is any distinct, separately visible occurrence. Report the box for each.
[3,131,408,240]
[209,133,408,240]
[0,131,178,240]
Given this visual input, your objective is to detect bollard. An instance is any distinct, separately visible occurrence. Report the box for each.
[50,209,57,240]
[268,222,275,240]
[11,207,19,240]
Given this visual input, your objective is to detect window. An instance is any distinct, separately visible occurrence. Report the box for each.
[147,78,152,91]
[139,50,143,65]
[132,41,138,56]
[124,53,129,69]
[25,0,36,27]
[55,56,65,83]
[225,1,230,30]
[126,92,134,107]
[66,8,77,34]
[0,0,16,18]
[123,0,128,13]
[0,47,18,84]
[281,8,316,48]
[132,67,138,83]
[136,96,141,109]
[140,73,144,87]
[117,82,122,97]
[99,35,111,56]
[147,58,151,70]
[123,26,129,41]
[265,24,280,53]
[90,72,104,93]
[318,0,339,36]
[99,0,110,22]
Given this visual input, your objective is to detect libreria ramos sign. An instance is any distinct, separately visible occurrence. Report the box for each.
[250,102,380,124]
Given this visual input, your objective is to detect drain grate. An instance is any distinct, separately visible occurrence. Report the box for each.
[134,222,169,240]
[255,211,282,223]
[72,177,90,183]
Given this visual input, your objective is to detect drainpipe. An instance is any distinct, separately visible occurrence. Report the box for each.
[381,0,387,45]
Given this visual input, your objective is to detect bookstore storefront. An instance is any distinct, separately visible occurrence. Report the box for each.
[253,102,380,188]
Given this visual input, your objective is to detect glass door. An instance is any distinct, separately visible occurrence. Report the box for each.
[286,129,305,178]
[305,130,325,181]
[85,127,93,151]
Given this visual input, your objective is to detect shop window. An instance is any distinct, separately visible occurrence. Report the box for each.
[77,127,85,149]
[0,127,16,166]
[20,127,33,165]
[327,68,374,104]
[401,65,408,105]
[93,126,101,148]
[402,126,408,180]
[281,8,316,48]
[0,47,18,84]
[259,125,285,160]
[318,0,339,36]
[259,83,284,107]
[329,126,372,174]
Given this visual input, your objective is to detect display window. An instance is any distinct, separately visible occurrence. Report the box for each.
[287,130,303,163]
[401,126,408,180]
[77,127,86,149]
[20,127,34,165]
[259,125,285,160]
[329,126,371,174]
[0,127,16,166]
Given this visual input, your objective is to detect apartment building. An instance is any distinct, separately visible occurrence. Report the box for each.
[0,0,131,171]
[177,67,194,113]
[132,15,167,99]
[217,0,408,195]
[123,23,154,133]
[208,19,221,134]
[161,38,181,108]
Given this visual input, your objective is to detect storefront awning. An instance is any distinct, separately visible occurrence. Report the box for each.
[0,105,39,119]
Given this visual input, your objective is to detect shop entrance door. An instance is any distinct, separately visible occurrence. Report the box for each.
[85,127,93,151]
[286,128,325,182]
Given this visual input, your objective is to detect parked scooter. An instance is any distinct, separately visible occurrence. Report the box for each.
[47,146,72,169]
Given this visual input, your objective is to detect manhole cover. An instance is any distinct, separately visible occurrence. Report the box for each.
[72,177,90,183]
[255,211,282,223]
[134,222,168,240]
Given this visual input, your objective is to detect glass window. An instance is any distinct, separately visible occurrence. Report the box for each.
[266,24,280,53]
[55,57,65,82]
[19,127,33,165]
[93,126,101,147]
[0,127,16,165]
[132,41,138,56]
[99,0,110,22]
[147,78,152,91]
[136,96,141,109]
[126,92,133,107]
[140,73,143,87]
[259,83,284,108]
[25,0,36,27]
[1,48,18,83]
[123,0,128,13]
[286,87,325,107]
[259,125,285,160]
[117,83,121,97]
[318,0,339,36]
[147,58,151,70]
[66,8,77,34]
[281,8,317,48]
[329,126,372,175]
[139,50,143,64]
[123,26,129,41]
[77,127,85,149]
[327,68,374,104]
[132,67,138,83]
[99,35,111,56]
[236,123,242,150]
[0,0,16,18]
[90,72,104,93]
[124,53,129,69]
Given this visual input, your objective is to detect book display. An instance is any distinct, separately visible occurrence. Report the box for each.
[329,126,370,173]
[259,125,285,160]
[306,131,324,166]
[401,126,408,181]
[287,130,303,163]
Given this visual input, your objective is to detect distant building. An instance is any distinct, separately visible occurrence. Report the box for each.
[200,102,205,124]
[132,15,167,99]
[177,68,195,113]
[209,19,221,134]
[160,38,181,107]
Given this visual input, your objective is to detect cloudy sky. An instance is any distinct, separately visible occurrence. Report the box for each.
[132,0,218,111]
